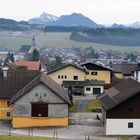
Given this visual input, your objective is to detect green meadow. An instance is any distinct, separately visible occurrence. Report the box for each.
[0,31,139,52]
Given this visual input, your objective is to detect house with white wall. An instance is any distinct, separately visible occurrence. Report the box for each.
[97,78,140,135]
[63,80,104,95]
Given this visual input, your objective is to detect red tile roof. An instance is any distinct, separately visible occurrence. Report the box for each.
[15,61,40,70]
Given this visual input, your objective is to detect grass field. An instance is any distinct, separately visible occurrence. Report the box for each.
[69,100,77,112]
[87,100,102,112]
[0,30,140,52]
[0,135,53,140]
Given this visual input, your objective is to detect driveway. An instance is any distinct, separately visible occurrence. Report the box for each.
[74,95,96,112]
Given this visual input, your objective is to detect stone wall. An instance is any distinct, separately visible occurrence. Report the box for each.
[13,84,68,117]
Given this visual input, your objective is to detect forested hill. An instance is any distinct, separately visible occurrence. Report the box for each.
[70,28,140,46]
[0,18,31,31]
[44,26,90,32]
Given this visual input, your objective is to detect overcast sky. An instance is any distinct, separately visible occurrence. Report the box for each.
[1,0,140,24]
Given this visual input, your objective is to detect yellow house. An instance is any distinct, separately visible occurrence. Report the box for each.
[0,99,13,120]
[80,62,112,84]
[0,68,71,128]
[0,68,40,121]
[47,63,88,85]
[112,63,138,79]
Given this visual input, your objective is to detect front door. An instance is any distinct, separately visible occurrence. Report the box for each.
[93,88,101,94]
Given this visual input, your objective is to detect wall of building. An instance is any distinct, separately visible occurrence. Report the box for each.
[85,70,111,84]
[106,119,140,135]
[84,86,104,95]
[48,66,86,85]
[114,73,124,79]
[13,117,68,128]
[134,71,140,83]
[13,84,69,127]
[0,99,13,120]
[13,84,68,117]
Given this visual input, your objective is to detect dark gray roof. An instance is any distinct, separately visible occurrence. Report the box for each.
[80,61,112,71]
[133,65,140,72]
[63,80,105,87]
[112,64,137,75]
[0,69,40,99]
[19,45,32,53]
[47,63,88,74]
[10,73,71,105]
[97,78,140,110]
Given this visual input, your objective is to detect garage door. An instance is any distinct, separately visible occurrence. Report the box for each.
[93,88,101,94]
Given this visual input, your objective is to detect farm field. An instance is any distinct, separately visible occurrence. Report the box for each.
[0,30,139,52]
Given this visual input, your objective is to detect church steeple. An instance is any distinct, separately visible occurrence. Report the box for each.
[32,36,36,47]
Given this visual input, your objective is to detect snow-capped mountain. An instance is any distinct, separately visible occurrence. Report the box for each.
[130,22,140,28]
[39,12,58,21]
[28,12,58,25]
[47,13,98,28]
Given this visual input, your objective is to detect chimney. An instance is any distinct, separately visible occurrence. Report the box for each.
[2,67,9,78]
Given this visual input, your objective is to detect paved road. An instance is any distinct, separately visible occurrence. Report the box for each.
[74,95,96,112]
[0,113,133,140]
[76,99,92,112]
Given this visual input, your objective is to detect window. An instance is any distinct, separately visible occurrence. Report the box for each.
[86,87,90,91]
[32,103,48,117]
[7,100,10,106]
[6,112,11,117]
[73,76,78,80]
[128,122,133,128]
[65,75,67,79]
[58,75,60,79]
[91,72,98,75]
[128,107,134,112]
[61,75,63,79]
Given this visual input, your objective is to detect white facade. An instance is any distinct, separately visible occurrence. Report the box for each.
[134,71,140,83]
[84,86,104,95]
[106,119,140,135]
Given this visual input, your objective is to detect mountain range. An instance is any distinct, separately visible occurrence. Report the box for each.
[28,12,99,28]
[28,12,140,29]
[0,12,140,30]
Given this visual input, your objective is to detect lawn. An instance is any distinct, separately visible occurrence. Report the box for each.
[87,99,102,112]
[0,135,53,140]
[69,100,77,112]
[0,31,139,52]
[120,136,129,140]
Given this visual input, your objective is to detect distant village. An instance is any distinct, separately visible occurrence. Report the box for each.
[0,36,140,139]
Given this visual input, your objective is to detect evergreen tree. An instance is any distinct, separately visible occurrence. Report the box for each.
[32,49,40,61]
[54,55,62,68]
[4,51,14,63]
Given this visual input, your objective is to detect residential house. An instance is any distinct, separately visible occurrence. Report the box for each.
[0,68,71,128]
[97,78,140,135]
[0,68,39,120]
[47,63,88,85]
[112,63,138,79]
[63,80,104,95]
[133,64,140,82]
[80,62,112,85]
